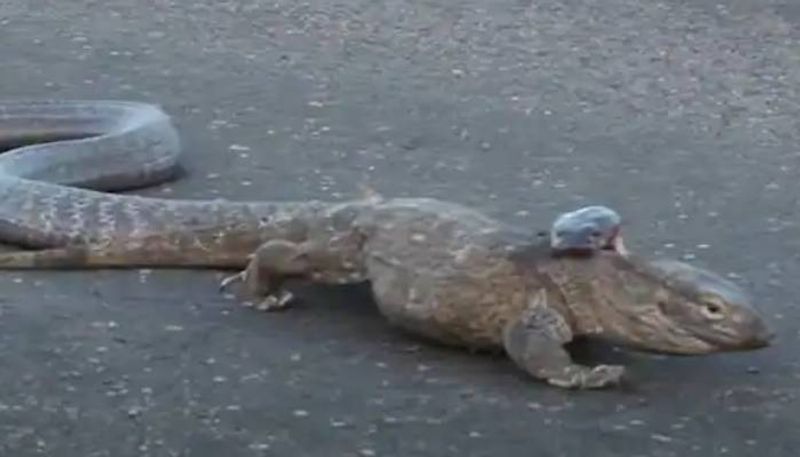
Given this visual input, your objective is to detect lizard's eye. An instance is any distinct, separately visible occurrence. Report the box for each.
[701,301,725,320]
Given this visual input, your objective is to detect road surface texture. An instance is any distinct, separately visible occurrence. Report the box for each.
[1,0,799,456]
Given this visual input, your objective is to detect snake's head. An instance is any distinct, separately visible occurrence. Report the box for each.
[550,205,626,256]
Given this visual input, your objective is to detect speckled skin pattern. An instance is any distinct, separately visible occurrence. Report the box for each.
[221,197,772,388]
[0,101,773,388]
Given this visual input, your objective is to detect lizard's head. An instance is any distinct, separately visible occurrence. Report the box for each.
[632,258,774,354]
[546,251,774,355]
[600,254,773,354]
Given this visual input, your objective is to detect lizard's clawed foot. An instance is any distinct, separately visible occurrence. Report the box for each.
[249,289,297,312]
[220,270,297,311]
[502,302,627,390]
[546,364,625,389]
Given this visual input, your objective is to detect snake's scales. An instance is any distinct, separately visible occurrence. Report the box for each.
[0,100,322,265]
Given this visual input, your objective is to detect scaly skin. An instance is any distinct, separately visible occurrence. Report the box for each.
[0,101,774,389]
[209,198,773,388]
[3,194,773,388]
[0,100,306,251]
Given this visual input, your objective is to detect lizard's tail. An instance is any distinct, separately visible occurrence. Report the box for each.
[0,249,248,269]
[0,247,186,269]
[0,247,88,269]
[0,224,269,270]
[0,242,249,270]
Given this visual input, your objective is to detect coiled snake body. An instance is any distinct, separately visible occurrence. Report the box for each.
[0,100,321,265]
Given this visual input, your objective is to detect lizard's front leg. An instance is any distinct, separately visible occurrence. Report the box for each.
[502,291,625,389]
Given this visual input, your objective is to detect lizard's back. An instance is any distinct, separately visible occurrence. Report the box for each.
[358,198,545,348]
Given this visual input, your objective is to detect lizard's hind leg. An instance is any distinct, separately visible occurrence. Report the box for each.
[220,239,312,311]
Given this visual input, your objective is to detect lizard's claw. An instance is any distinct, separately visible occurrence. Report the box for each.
[253,290,297,312]
[581,364,625,388]
[547,364,626,389]
[219,271,245,292]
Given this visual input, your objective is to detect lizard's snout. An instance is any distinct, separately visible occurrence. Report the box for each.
[737,306,775,349]
[740,320,775,349]
[713,312,775,351]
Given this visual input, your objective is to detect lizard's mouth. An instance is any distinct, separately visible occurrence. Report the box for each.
[668,320,774,354]
[626,333,717,355]
[697,323,775,352]
[622,309,763,355]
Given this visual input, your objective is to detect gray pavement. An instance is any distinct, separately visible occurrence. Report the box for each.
[1,0,799,455]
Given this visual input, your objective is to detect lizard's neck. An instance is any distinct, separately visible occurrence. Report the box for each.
[529,251,657,344]
[503,237,669,346]
[547,253,684,349]
[506,242,606,334]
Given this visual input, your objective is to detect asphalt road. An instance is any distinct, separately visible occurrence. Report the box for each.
[1,0,799,456]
